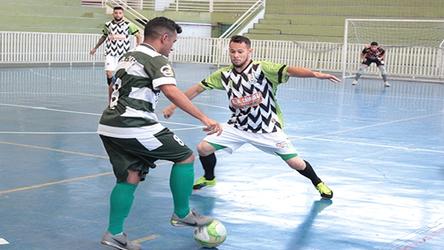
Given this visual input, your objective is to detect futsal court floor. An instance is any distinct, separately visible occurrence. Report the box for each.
[0,63,443,250]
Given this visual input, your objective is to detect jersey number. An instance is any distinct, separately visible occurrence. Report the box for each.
[109,78,121,109]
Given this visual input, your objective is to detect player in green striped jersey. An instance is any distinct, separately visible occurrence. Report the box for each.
[98,17,222,250]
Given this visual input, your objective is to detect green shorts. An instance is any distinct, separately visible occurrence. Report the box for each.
[99,128,193,182]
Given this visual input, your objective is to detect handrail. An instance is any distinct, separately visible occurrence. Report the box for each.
[105,0,148,28]
[219,0,264,38]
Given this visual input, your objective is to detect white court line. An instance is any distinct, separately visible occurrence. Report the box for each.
[0,238,9,245]
[289,111,444,140]
[0,126,206,135]
[0,161,172,196]
[0,172,113,196]
[289,135,444,154]
[0,103,100,116]
[2,104,442,153]
[5,128,441,154]
[0,131,97,135]
[0,103,201,127]
[172,126,205,131]
[193,101,230,110]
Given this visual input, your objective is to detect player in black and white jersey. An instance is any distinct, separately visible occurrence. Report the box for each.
[163,35,340,199]
[90,6,142,96]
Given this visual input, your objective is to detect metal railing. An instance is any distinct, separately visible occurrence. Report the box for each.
[1,31,443,81]
[219,0,265,38]
[80,0,105,7]
[104,0,148,29]
[0,32,105,64]
[170,0,257,12]
[81,0,256,12]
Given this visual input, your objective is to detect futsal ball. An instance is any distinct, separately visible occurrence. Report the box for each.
[193,220,227,248]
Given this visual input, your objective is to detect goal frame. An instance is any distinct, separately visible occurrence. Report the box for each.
[341,18,444,82]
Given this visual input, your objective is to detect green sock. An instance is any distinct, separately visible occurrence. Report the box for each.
[170,162,194,218]
[107,182,137,235]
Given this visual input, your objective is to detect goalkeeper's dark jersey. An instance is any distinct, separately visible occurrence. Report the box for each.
[362,47,385,61]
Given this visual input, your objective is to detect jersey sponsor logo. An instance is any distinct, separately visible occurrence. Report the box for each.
[230,92,262,109]
[108,34,126,41]
[160,65,174,77]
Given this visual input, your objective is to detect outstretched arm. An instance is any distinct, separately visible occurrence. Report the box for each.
[90,34,107,55]
[163,83,206,118]
[159,84,220,135]
[287,66,341,83]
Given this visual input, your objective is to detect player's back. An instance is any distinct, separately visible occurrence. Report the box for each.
[100,44,173,128]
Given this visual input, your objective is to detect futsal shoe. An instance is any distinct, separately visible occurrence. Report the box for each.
[101,232,141,250]
[316,182,333,199]
[193,176,216,190]
[352,80,358,85]
[171,209,214,227]
[384,81,390,87]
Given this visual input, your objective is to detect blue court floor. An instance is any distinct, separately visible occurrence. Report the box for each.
[0,63,443,250]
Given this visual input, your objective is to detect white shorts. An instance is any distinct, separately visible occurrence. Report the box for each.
[105,55,120,72]
[204,123,298,157]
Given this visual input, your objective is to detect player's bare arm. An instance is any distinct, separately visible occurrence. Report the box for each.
[90,34,107,55]
[163,83,206,118]
[287,66,341,83]
[159,84,220,135]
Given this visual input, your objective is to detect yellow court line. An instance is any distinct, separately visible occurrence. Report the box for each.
[0,141,174,195]
[134,234,160,243]
[0,172,113,196]
[0,140,109,159]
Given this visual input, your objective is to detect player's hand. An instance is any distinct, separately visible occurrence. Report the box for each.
[201,118,222,136]
[163,105,176,119]
[314,72,341,83]
[90,48,96,55]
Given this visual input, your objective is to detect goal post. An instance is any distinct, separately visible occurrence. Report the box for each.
[342,19,444,82]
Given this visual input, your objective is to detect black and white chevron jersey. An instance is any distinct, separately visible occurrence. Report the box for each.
[102,20,139,57]
[200,61,289,134]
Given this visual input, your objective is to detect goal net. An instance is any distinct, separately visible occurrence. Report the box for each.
[342,19,444,82]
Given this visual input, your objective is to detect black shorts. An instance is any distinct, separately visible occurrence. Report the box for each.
[100,128,193,182]
[363,58,384,67]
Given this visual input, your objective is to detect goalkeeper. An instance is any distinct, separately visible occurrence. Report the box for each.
[353,41,390,87]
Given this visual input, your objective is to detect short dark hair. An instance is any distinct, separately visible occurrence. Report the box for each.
[144,17,182,39]
[230,35,251,48]
[113,6,124,11]
[370,41,378,46]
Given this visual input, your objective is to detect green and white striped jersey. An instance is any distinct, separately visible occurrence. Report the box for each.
[98,44,176,138]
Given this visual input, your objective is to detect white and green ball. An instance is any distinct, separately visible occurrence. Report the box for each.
[193,220,227,248]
